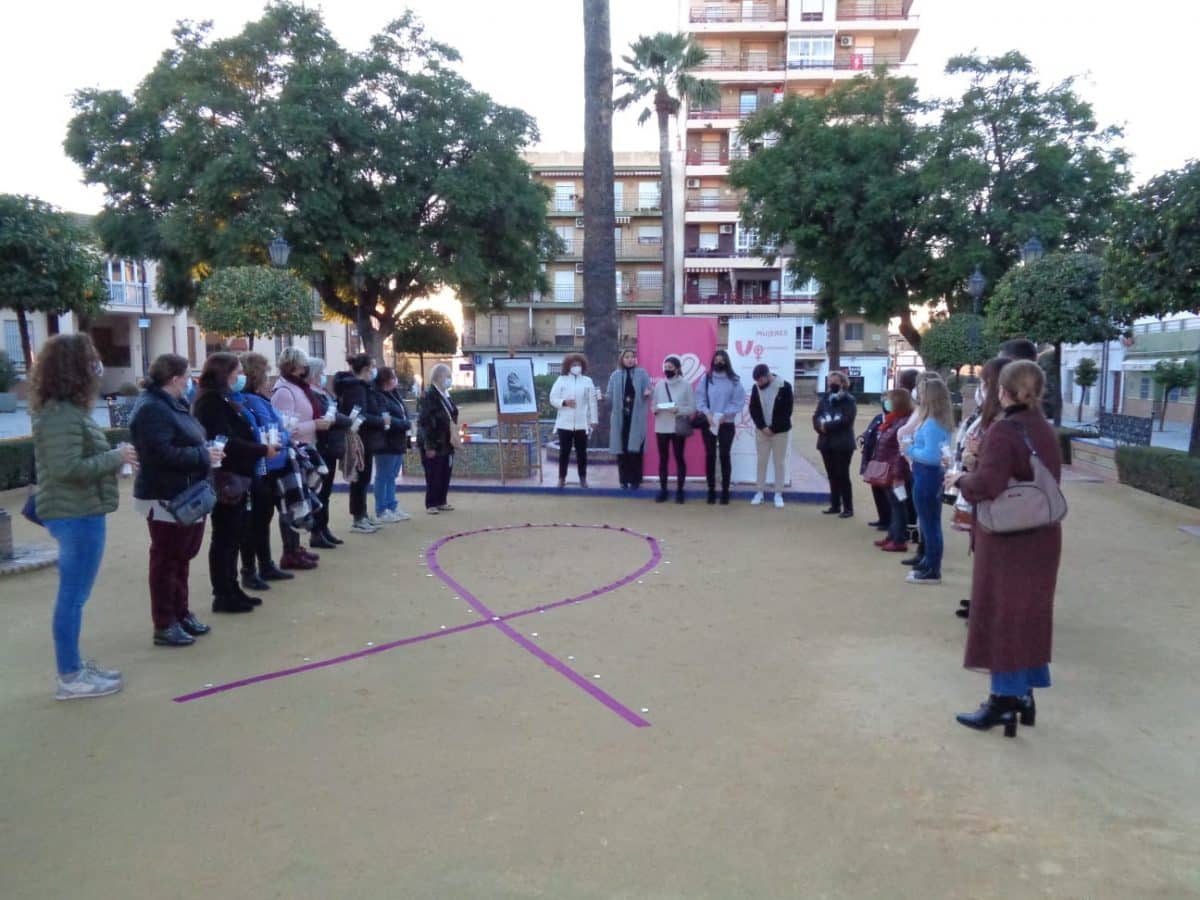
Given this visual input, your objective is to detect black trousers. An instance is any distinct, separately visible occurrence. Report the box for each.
[422,452,452,509]
[656,433,687,492]
[870,485,892,525]
[241,475,276,572]
[209,497,249,598]
[349,451,373,519]
[312,446,338,534]
[701,422,736,493]
[558,429,588,481]
[618,449,644,487]
[821,447,855,512]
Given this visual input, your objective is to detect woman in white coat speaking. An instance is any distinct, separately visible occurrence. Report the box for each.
[550,353,599,488]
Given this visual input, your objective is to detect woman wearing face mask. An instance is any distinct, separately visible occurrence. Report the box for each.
[902,375,955,585]
[869,389,915,552]
[812,371,857,517]
[272,347,333,556]
[550,354,599,489]
[857,397,891,530]
[130,354,223,647]
[650,356,695,504]
[606,349,652,490]
[696,349,746,505]
[333,354,387,534]
[417,363,459,513]
[306,358,351,547]
[192,353,279,614]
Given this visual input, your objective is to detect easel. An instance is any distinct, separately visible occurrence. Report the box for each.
[491,358,543,485]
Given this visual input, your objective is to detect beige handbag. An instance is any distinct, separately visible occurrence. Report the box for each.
[976,425,1068,534]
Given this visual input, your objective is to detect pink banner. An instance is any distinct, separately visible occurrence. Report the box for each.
[637,315,718,479]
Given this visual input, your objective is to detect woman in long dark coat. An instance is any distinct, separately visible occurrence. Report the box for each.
[946,360,1063,738]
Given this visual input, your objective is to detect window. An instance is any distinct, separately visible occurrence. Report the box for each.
[554,270,576,302]
[613,181,624,211]
[736,225,776,255]
[701,138,723,163]
[554,182,575,212]
[554,313,574,347]
[4,320,27,368]
[615,270,623,299]
[698,229,720,251]
[637,270,663,299]
[698,276,719,297]
[788,34,835,68]
[638,181,661,210]
[1138,377,1151,400]
[490,315,510,345]
[555,224,575,256]
[638,225,663,245]
[739,90,758,115]
[796,324,815,351]
[800,0,825,21]
[274,335,295,357]
[308,330,326,360]
[844,322,864,342]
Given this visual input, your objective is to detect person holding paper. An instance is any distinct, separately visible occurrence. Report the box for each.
[651,356,695,504]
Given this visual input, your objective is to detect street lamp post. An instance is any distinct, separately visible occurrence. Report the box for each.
[967,266,987,316]
[1020,235,1045,265]
[268,234,291,268]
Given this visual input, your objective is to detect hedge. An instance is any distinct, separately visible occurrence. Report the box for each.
[0,429,130,491]
[1115,446,1200,509]
[450,388,494,405]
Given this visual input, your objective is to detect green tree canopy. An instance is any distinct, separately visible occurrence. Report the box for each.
[65,3,557,357]
[0,195,108,370]
[1151,360,1198,431]
[393,308,458,383]
[731,72,936,349]
[194,266,314,349]
[1073,356,1099,421]
[924,52,1129,310]
[918,314,998,374]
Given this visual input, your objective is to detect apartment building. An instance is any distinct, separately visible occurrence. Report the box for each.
[463,152,665,387]
[679,0,918,393]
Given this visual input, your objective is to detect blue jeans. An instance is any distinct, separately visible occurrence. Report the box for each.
[45,515,107,675]
[911,462,944,576]
[373,453,403,516]
[991,666,1052,697]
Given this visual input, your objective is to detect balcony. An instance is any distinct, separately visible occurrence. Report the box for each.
[684,291,818,306]
[104,281,167,314]
[685,194,743,212]
[689,3,786,24]
[688,101,763,120]
[552,240,662,260]
[685,147,752,166]
[550,198,663,216]
[685,247,777,259]
[837,0,916,20]
[696,51,786,72]
[787,53,909,72]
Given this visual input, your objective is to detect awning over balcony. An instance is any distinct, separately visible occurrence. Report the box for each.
[686,264,733,273]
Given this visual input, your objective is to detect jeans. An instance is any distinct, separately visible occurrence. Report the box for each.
[422,452,453,509]
[820,447,855,512]
[45,515,107,675]
[373,453,403,515]
[702,422,736,494]
[991,665,1051,697]
[911,462,944,576]
[148,517,205,629]
[656,432,687,493]
[558,429,588,481]
[349,452,374,519]
[886,488,909,545]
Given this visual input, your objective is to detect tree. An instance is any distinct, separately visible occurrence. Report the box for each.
[1104,161,1200,455]
[731,72,937,350]
[986,253,1116,425]
[924,52,1129,311]
[194,266,313,350]
[0,195,107,370]
[393,309,458,385]
[918,313,998,377]
[615,33,718,314]
[582,0,618,445]
[65,4,556,360]
[1073,356,1099,422]
[1151,360,1198,432]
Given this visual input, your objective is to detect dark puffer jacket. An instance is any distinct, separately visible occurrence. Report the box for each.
[333,371,386,454]
[130,385,210,501]
[191,388,268,478]
[377,387,412,454]
[813,390,857,453]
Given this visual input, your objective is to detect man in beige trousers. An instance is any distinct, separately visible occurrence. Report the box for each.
[748,363,794,508]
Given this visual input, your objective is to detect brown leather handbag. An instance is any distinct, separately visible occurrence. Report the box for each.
[976,425,1068,534]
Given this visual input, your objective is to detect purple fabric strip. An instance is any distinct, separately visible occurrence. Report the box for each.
[173,523,659,727]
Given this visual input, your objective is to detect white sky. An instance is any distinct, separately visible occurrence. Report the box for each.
[2,0,1196,214]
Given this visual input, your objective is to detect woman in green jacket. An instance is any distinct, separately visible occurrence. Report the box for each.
[31,335,138,701]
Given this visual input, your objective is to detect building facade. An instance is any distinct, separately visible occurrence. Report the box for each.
[463,152,665,387]
[678,0,918,394]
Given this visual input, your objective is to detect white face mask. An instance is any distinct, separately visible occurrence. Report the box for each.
[570,365,582,376]
[93,361,104,378]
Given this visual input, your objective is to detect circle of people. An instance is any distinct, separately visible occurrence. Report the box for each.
[29,335,1063,740]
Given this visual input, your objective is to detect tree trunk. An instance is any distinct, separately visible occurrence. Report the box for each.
[418,351,426,386]
[582,0,617,447]
[827,314,842,375]
[656,98,675,315]
[897,306,921,351]
[15,307,33,372]
[1189,384,1200,457]
[356,298,383,362]
[247,334,255,351]
[1052,341,1063,426]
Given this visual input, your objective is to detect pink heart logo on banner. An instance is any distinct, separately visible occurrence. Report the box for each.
[677,352,705,386]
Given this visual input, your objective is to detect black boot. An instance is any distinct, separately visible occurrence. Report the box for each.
[655,484,669,503]
[1019,692,1036,726]
[212,594,255,614]
[675,487,685,504]
[956,695,1020,737]
[241,568,270,591]
[956,599,970,620]
[707,488,717,505]
[719,488,730,505]
[180,613,211,636]
[259,562,294,581]
[322,528,344,545]
[154,622,196,646]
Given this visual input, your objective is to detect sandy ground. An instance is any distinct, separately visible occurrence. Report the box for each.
[1,477,1198,899]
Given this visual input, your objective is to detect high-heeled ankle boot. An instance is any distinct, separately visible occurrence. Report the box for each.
[655,487,669,503]
[1019,692,1036,727]
[956,695,1020,737]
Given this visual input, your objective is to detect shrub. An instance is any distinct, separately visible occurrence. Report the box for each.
[449,388,493,405]
[0,428,129,491]
[534,374,558,419]
[1115,446,1200,509]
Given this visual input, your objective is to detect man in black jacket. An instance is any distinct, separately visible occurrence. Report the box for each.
[812,370,857,517]
[748,364,794,508]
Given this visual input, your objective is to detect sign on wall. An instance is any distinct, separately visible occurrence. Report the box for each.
[727,318,797,486]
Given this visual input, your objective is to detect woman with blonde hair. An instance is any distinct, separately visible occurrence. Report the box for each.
[30,334,138,698]
[946,360,1063,737]
[902,375,955,585]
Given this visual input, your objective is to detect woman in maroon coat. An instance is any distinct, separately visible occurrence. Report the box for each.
[945,360,1063,737]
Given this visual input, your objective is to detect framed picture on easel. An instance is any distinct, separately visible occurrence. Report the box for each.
[492,357,538,417]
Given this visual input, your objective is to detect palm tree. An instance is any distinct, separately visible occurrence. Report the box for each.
[582,0,618,446]
[615,33,719,315]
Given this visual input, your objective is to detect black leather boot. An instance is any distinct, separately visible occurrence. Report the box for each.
[154,622,196,646]
[1019,692,1036,726]
[212,594,254,614]
[259,562,294,581]
[707,488,717,505]
[241,568,270,591]
[655,486,669,503]
[956,695,1020,737]
[322,528,344,545]
[675,488,685,504]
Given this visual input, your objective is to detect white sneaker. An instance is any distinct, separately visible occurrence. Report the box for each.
[351,517,379,534]
[378,510,410,524]
[56,669,122,701]
[750,492,764,506]
[773,494,785,509]
[366,515,385,528]
[83,658,122,681]
[391,509,412,521]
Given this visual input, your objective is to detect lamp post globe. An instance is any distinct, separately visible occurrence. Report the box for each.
[967,266,987,315]
[1020,235,1045,265]
[268,234,291,268]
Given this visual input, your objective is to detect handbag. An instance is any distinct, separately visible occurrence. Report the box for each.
[664,383,693,437]
[976,424,1068,534]
[213,470,253,505]
[689,378,712,430]
[165,479,217,525]
[862,459,891,487]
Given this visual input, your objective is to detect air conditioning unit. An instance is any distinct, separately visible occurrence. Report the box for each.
[839,35,854,48]
[574,263,585,274]
[575,217,585,228]
[719,224,734,234]
[574,325,586,337]
[686,177,701,188]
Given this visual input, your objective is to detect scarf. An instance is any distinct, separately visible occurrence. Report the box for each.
[283,373,320,420]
